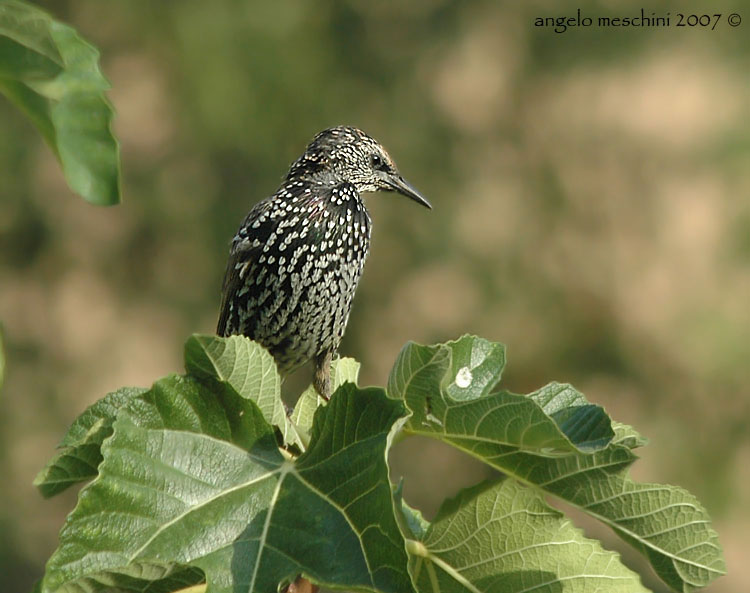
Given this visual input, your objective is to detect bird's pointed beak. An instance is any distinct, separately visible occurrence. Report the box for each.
[385,174,432,209]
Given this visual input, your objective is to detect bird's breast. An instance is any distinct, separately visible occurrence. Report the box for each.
[228,180,371,371]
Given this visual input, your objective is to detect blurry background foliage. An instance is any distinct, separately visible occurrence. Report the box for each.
[0,1,747,592]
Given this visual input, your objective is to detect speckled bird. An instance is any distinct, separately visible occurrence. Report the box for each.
[217,126,431,398]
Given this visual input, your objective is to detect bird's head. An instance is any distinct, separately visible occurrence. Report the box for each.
[286,126,432,209]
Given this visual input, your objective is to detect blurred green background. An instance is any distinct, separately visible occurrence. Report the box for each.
[1,1,748,591]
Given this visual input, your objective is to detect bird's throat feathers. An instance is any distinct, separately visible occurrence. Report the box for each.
[274,179,368,222]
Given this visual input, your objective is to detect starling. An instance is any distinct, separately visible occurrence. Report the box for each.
[217,126,431,398]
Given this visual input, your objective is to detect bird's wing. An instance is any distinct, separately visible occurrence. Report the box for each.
[217,244,256,336]
[216,199,275,336]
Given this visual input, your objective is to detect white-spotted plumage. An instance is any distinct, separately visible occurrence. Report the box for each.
[217,126,431,397]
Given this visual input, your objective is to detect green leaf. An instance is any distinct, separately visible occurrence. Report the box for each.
[388,336,725,592]
[388,335,614,454]
[33,386,146,497]
[492,445,727,591]
[393,482,430,541]
[40,377,413,593]
[184,334,303,448]
[35,333,725,592]
[440,333,507,401]
[291,356,361,437]
[0,1,62,78]
[527,382,615,451]
[612,421,649,449]
[0,0,120,205]
[407,478,649,593]
[294,383,411,592]
[184,335,280,404]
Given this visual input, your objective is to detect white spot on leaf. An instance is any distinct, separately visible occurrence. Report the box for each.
[455,366,472,388]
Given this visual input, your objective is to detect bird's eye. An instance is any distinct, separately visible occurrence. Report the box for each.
[370,154,387,171]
